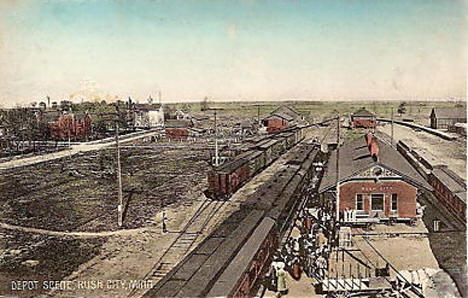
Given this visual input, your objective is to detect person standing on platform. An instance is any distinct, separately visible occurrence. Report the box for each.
[276,263,288,297]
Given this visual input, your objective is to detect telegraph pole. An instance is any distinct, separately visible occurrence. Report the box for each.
[208,107,223,166]
[214,110,219,166]
[257,105,260,125]
[335,115,340,222]
[391,107,394,146]
[115,107,123,227]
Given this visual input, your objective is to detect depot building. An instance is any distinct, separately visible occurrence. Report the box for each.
[318,134,432,225]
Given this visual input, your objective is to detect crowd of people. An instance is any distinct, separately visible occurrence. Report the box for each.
[267,207,336,296]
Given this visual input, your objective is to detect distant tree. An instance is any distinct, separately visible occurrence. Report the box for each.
[201,96,209,111]
[397,102,407,114]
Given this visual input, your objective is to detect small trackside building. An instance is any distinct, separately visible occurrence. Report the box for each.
[318,134,432,225]
[262,113,293,134]
[430,107,467,130]
[165,119,194,140]
[351,108,376,129]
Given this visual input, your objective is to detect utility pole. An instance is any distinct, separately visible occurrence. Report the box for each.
[115,107,123,227]
[208,107,223,166]
[257,105,260,125]
[335,115,340,222]
[391,107,394,146]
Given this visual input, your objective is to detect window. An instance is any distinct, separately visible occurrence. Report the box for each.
[356,194,364,211]
[371,194,384,211]
[391,194,398,211]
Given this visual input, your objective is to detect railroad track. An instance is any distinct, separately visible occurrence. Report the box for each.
[128,198,227,298]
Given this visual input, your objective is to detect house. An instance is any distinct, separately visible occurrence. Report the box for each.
[351,108,376,129]
[133,103,164,128]
[428,165,466,221]
[430,107,467,129]
[165,119,194,140]
[48,113,92,140]
[318,134,432,225]
[175,110,191,120]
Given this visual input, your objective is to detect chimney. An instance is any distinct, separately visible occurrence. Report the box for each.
[365,132,373,147]
[369,138,379,161]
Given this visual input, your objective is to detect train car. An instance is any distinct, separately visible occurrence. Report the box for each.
[208,145,321,297]
[207,151,253,199]
[145,208,265,298]
[428,166,466,222]
[207,127,307,199]
[207,217,276,297]
[148,141,321,298]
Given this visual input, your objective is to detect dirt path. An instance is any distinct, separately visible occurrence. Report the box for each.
[0,222,153,238]
[378,124,466,179]
[0,130,161,170]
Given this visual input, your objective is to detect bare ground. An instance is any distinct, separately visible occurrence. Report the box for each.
[378,124,466,179]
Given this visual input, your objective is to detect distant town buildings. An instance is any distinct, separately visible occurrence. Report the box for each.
[133,103,164,128]
[430,107,467,129]
[48,113,92,140]
[350,107,376,129]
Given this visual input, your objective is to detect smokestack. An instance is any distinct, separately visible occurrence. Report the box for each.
[47,96,50,108]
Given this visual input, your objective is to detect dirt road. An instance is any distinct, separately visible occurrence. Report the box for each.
[0,130,161,170]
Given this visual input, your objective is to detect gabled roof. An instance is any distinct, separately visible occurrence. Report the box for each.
[432,166,466,203]
[319,136,432,193]
[263,112,294,122]
[134,103,162,112]
[165,119,193,128]
[40,111,61,123]
[352,107,375,118]
[431,107,466,119]
[270,105,303,121]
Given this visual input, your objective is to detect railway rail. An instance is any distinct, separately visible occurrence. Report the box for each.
[128,198,226,298]
[140,139,325,297]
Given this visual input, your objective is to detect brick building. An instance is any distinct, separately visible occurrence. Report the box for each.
[47,113,92,140]
[165,119,194,140]
[262,105,305,134]
[351,108,376,129]
[262,114,292,133]
[319,134,431,224]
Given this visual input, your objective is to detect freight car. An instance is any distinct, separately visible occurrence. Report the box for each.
[145,142,323,298]
[207,127,306,199]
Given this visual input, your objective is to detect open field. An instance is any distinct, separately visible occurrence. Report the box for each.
[0,140,210,232]
[168,100,464,125]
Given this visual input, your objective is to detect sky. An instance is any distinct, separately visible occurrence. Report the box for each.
[0,0,466,106]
